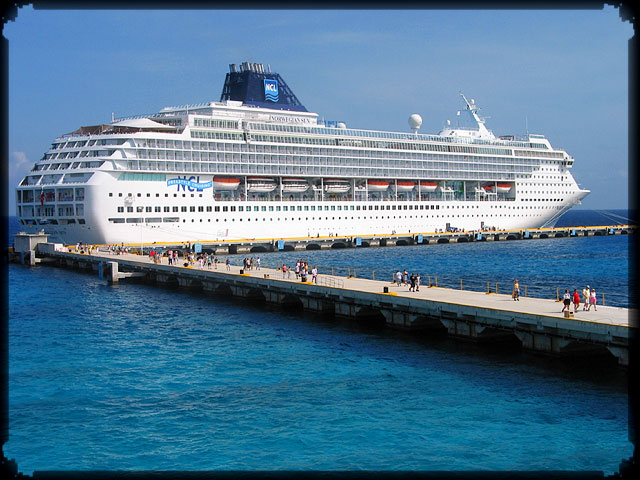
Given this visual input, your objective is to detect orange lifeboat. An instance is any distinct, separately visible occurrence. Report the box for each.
[418,181,438,192]
[367,180,389,191]
[212,176,240,191]
[396,181,415,192]
[496,183,512,193]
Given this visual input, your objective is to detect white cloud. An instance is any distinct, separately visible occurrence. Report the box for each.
[10,151,30,176]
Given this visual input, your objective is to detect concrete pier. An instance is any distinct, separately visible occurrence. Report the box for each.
[19,247,633,367]
[29,224,632,254]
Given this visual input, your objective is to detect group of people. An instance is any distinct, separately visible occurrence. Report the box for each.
[107,244,129,255]
[280,259,319,283]
[73,241,97,255]
[394,269,422,292]
[562,285,598,313]
[150,249,231,270]
[242,256,262,271]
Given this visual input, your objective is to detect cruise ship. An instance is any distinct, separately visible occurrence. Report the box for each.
[15,62,590,245]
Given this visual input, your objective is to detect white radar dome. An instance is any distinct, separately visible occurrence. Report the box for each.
[408,114,423,133]
[337,122,347,129]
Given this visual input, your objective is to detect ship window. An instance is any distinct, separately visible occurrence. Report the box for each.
[164,207,170,212]
[238,207,244,212]
[119,193,123,197]
[126,218,143,223]
[181,206,187,212]
[198,206,203,212]
[173,206,179,212]
[117,207,124,213]
[137,207,144,213]
[146,206,152,212]
[215,206,220,212]
[108,218,125,223]
[137,193,141,197]
[109,193,113,197]
[207,206,212,212]
[127,207,133,212]
[147,193,151,197]
[223,206,228,212]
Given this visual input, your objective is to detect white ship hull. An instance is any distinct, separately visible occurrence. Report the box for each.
[17,170,588,245]
[15,62,590,245]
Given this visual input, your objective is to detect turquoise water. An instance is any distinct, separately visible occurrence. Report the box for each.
[4,212,634,474]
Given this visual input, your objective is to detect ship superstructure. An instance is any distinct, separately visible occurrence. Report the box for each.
[15,61,589,245]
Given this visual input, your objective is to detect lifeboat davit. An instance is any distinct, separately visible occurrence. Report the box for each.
[496,183,512,193]
[247,177,277,193]
[418,181,438,192]
[396,181,415,191]
[324,179,351,193]
[282,178,309,193]
[367,180,389,191]
[213,176,240,191]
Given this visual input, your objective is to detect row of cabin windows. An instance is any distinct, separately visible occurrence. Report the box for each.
[108,208,565,225]
[115,204,445,213]
[115,201,565,215]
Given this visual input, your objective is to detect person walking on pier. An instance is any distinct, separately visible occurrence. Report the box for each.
[311,265,318,283]
[572,289,581,313]
[512,280,520,301]
[588,289,598,311]
[226,258,231,271]
[416,274,421,292]
[582,285,590,311]
[395,270,402,285]
[561,289,571,313]
[409,273,416,292]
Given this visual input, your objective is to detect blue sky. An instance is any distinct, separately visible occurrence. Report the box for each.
[4,6,632,214]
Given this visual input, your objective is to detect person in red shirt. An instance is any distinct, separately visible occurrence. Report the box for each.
[572,289,581,313]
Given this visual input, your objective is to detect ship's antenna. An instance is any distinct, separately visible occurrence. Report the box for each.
[525,115,529,135]
[458,92,495,140]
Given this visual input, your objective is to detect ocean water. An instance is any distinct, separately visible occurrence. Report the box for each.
[4,211,634,475]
